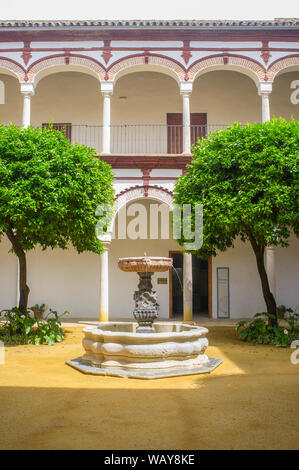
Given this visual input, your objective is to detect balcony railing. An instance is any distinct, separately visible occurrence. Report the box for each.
[44,123,230,154]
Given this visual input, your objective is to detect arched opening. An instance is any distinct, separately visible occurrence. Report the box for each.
[271,71,299,120]
[32,71,103,150]
[192,69,261,128]
[0,72,23,125]
[31,63,102,88]
[108,195,181,320]
[112,62,182,87]
[110,70,181,153]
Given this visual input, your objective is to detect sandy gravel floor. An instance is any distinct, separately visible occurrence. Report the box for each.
[0,326,298,450]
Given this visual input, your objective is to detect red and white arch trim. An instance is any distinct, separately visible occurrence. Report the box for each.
[113,184,174,214]
[106,53,186,83]
[187,54,266,86]
[266,55,299,81]
[0,57,26,82]
[26,53,106,84]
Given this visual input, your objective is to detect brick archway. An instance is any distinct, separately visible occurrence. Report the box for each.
[188,54,266,86]
[26,54,106,85]
[106,54,186,84]
[267,55,299,82]
[0,57,26,82]
[108,185,174,234]
[114,184,173,213]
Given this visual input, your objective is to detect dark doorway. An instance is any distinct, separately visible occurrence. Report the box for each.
[169,252,210,319]
[167,113,207,153]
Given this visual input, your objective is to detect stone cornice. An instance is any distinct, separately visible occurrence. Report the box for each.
[0,19,299,30]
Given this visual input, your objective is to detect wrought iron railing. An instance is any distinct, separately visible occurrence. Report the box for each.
[41,123,230,154]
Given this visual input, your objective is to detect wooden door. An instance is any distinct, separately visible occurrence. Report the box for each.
[167,113,183,154]
[167,113,207,154]
[190,113,207,146]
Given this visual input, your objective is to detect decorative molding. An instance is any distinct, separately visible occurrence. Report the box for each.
[114,184,174,215]
[261,40,271,65]
[181,40,192,65]
[187,53,266,84]
[106,53,186,82]
[102,40,112,64]
[266,54,299,81]
[141,168,151,196]
[0,56,26,81]
[26,53,106,83]
[21,41,32,66]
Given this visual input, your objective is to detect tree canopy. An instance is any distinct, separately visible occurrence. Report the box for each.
[0,124,114,312]
[174,118,299,322]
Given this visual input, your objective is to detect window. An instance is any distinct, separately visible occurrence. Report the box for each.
[42,123,72,141]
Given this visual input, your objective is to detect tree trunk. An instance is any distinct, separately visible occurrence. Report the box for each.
[5,225,30,314]
[248,233,277,325]
[18,251,30,314]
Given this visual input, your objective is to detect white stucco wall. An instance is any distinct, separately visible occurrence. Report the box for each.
[0,230,298,320]
[0,235,18,311]
[275,234,299,311]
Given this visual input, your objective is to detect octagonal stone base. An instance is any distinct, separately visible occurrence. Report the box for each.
[66,322,222,379]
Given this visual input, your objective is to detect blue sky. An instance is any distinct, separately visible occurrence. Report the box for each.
[1,0,298,21]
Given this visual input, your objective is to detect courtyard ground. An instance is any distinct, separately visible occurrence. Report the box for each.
[0,325,298,450]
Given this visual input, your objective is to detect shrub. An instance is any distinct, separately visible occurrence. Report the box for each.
[236,306,299,347]
[0,306,68,345]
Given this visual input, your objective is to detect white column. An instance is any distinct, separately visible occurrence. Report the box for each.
[180,82,193,154]
[258,82,276,297]
[258,82,272,123]
[183,252,193,322]
[99,241,110,322]
[101,81,114,154]
[20,83,34,128]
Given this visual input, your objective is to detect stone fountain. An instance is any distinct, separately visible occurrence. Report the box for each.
[66,255,222,379]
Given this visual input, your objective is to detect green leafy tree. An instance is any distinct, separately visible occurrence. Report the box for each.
[174,119,299,325]
[0,124,114,313]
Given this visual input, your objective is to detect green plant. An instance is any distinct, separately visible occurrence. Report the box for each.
[0,306,68,345]
[30,303,47,319]
[236,307,299,347]
[174,118,299,326]
[0,124,114,313]
[31,303,47,312]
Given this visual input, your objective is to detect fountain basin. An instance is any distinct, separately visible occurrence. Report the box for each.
[66,322,222,379]
[118,256,172,272]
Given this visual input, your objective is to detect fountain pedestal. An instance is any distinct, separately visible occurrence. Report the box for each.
[118,256,172,333]
[133,272,158,333]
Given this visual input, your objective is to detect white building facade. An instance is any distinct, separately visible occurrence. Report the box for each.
[0,19,298,321]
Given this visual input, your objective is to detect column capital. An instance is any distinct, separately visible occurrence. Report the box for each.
[180,81,193,95]
[20,82,35,96]
[98,232,112,246]
[101,81,114,95]
[258,82,272,96]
